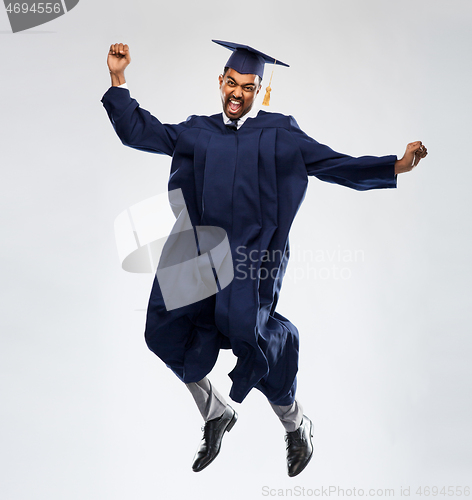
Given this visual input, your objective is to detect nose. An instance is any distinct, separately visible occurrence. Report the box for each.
[232,86,243,99]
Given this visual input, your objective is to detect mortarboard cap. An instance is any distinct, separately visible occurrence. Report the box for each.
[212,40,289,79]
[212,40,289,106]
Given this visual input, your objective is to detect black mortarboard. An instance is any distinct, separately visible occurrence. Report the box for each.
[212,40,289,79]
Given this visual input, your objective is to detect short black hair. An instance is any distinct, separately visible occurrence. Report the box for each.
[223,66,262,86]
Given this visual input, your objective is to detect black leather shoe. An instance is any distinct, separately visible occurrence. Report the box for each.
[192,405,238,472]
[285,415,313,477]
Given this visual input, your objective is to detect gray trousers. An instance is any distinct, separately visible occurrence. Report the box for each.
[186,377,303,432]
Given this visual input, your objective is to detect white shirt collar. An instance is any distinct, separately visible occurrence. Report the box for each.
[222,105,260,129]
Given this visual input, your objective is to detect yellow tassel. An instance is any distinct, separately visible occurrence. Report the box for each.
[262,59,276,107]
[262,85,271,106]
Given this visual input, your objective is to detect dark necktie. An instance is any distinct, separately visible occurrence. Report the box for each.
[226,119,238,131]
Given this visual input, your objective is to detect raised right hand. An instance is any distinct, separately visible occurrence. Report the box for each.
[107,43,131,75]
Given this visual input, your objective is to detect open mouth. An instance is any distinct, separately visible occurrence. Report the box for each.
[228,98,242,114]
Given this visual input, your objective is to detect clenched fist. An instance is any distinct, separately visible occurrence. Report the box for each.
[395,141,428,174]
[107,43,131,86]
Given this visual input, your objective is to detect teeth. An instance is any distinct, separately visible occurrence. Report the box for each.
[230,100,241,105]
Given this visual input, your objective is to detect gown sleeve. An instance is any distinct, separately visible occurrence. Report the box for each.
[101,87,189,157]
[289,116,398,191]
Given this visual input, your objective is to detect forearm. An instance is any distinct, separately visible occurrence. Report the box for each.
[110,71,126,87]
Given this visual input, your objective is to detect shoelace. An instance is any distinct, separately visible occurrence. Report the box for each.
[285,428,306,445]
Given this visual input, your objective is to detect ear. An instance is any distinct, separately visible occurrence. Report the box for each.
[218,74,223,88]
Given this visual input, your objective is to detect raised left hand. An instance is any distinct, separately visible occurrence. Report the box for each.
[395,141,428,174]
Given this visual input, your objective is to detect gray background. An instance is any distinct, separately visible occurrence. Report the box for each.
[1,0,471,498]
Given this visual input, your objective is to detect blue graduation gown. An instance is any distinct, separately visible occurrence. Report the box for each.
[101,87,397,406]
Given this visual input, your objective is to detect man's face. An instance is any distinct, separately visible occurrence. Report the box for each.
[219,68,261,120]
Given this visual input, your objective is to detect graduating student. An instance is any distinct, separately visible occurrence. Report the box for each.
[101,40,427,477]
